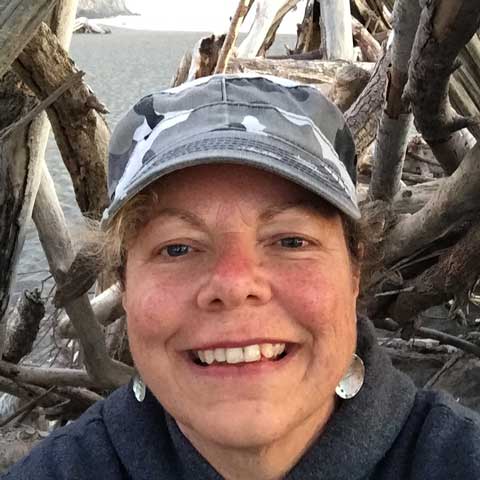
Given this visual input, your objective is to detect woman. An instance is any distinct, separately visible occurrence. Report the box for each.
[3,74,480,479]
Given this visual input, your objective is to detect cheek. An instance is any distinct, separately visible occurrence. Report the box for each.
[273,262,356,327]
[123,270,188,342]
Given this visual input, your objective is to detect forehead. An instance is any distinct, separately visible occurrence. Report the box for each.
[148,163,337,218]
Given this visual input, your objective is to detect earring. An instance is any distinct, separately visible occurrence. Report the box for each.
[132,374,146,402]
[335,354,365,400]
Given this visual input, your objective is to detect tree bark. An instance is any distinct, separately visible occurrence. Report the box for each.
[0,0,57,78]
[292,0,321,55]
[384,142,480,265]
[0,73,42,331]
[369,0,421,201]
[32,163,132,387]
[345,44,390,156]
[405,0,480,174]
[229,57,374,86]
[390,219,480,326]
[14,22,110,219]
[319,0,354,60]
[0,0,78,340]
[351,16,381,62]
[237,0,301,58]
[215,0,253,74]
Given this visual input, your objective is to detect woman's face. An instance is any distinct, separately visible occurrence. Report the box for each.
[123,164,360,450]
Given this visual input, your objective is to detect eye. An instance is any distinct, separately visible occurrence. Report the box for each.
[159,244,192,257]
[278,237,309,248]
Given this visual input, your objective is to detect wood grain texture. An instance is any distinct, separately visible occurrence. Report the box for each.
[0,0,57,78]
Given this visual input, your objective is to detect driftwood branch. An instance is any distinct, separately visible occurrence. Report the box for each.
[2,290,45,363]
[390,219,480,325]
[215,0,253,74]
[187,34,226,81]
[14,22,110,219]
[345,44,390,157]
[0,386,56,428]
[237,0,301,58]
[405,0,480,173]
[385,142,480,264]
[351,16,381,62]
[58,282,123,339]
[375,319,480,359]
[319,0,354,60]
[0,72,43,330]
[369,0,421,201]
[33,163,132,387]
[0,360,97,389]
[0,71,85,142]
[0,0,58,78]
[0,0,78,332]
[230,57,374,86]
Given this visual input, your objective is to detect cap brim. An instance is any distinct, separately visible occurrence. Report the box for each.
[103,130,361,227]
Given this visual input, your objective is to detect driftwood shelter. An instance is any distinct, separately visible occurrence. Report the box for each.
[1,0,480,468]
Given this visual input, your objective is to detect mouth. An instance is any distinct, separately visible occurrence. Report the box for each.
[188,342,293,367]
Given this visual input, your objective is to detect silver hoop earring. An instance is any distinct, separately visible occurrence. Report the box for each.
[132,374,146,402]
[335,354,365,400]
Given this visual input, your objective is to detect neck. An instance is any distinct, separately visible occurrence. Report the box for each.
[177,398,336,480]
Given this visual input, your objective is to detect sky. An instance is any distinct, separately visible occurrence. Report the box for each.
[121,0,307,33]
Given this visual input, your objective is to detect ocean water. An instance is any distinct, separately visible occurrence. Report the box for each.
[14,28,296,296]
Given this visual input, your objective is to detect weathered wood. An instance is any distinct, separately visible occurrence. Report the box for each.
[215,0,253,74]
[405,0,480,174]
[385,142,480,265]
[0,73,43,332]
[390,220,480,327]
[0,0,57,79]
[292,0,321,55]
[237,0,301,58]
[345,44,390,156]
[329,63,371,112]
[369,0,421,201]
[58,282,123,339]
[2,290,44,364]
[187,35,226,81]
[14,22,110,219]
[319,0,354,61]
[390,180,442,214]
[32,163,132,387]
[351,17,381,62]
[73,17,111,34]
[229,57,374,86]
[0,360,96,389]
[451,34,480,140]
[0,0,78,334]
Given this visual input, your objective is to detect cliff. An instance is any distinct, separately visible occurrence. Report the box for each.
[77,0,134,19]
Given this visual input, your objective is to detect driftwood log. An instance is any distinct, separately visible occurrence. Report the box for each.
[14,22,110,219]
[369,0,420,201]
[405,0,480,174]
[0,0,57,79]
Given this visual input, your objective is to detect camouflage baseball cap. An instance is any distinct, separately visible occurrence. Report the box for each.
[103,73,360,225]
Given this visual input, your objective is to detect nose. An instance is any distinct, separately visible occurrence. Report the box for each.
[196,240,272,311]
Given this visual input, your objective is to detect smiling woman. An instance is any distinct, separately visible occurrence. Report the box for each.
[4,74,480,480]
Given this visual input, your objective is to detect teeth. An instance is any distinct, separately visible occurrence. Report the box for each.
[204,350,215,365]
[226,347,244,364]
[243,345,261,362]
[194,343,286,365]
[214,348,226,362]
[260,343,274,358]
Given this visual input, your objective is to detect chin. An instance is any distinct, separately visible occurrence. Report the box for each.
[179,402,302,449]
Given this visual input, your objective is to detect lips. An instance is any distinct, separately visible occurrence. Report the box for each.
[192,342,288,365]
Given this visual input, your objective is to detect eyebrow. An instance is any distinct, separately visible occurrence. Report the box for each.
[153,201,330,230]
